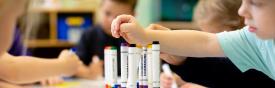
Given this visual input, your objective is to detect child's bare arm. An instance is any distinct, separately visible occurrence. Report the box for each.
[146,29,224,57]
[0,15,17,56]
[0,50,79,84]
[0,80,22,88]
[111,15,224,57]
[0,0,28,56]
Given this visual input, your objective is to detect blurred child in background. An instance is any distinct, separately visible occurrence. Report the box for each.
[74,0,137,79]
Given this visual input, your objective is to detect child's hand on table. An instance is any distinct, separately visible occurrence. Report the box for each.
[76,56,103,80]
[88,56,104,79]
[58,50,81,76]
[39,76,64,86]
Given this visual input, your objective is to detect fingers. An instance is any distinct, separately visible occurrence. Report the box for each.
[111,18,120,38]
[92,56,100,64]
[111,15,135,38]
[161,73,173,88]
[40,77,64,86]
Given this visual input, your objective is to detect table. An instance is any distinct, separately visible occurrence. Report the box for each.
[30,79,105,88]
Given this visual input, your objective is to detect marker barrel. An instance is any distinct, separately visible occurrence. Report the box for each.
[152,41,160,88]
[127,44,138,88]
[104,47,111,87]
[147,45,153,88]
[110,47,118,87]
[120,43,128,88]
[142,47,148,88]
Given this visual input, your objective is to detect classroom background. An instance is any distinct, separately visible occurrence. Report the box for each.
[22,0,198,58]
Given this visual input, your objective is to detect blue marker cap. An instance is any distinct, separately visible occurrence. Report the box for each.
[114,84,120,88]
[70,48,77,52]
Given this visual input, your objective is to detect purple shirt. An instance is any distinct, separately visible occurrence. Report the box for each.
[8,29,29,56]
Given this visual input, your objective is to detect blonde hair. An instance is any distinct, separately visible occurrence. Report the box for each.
[18,0,42,55]
[194,0,244,31]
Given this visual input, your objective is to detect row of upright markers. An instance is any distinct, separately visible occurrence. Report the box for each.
[104,41,160,88]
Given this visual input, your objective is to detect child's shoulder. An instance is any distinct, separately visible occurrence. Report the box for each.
[83,25,104,36]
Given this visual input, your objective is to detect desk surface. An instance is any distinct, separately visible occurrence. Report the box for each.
[30,79,104,88]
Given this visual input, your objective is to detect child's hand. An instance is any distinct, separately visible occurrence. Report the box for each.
[160,72,186,88]
[111,15,149,46]
[58,50,81,76]
[88,56,104,79]
[161,72,174,88]
[39,76,64,86]
[75,56,103,80]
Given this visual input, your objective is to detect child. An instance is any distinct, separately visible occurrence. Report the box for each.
[0,0,80,86]
[160,0,243,87]
[160,0,274,87]
[111,0,275,87]
[74,0,137,79]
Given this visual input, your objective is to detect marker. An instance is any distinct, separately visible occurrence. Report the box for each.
[120,43,128,88]
[137,45,143,88]
[127,44,138,88]
[110,47,118,88]
[152,41,160,88]
[147,45,153,88]
[142,47,148,88]
[139,58,143,88]
[162,64,178,88]
[104,46,112,88]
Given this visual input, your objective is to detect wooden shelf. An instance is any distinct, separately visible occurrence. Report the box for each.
[156,21,199,30]
[26,39,76,48]
[31,7,97,13]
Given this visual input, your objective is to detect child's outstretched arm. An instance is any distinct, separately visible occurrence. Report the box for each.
[0,50,80,84]
[0,80,22,88]
[111,15,224,57]
[146,24,187,65]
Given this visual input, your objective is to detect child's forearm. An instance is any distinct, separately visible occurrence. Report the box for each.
[0,80,22,88]
[0,53,67,84]
[0,15,17,56]
[146,29,224,57]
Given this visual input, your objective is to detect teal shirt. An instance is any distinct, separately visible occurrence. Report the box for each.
[217,26,275,80]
